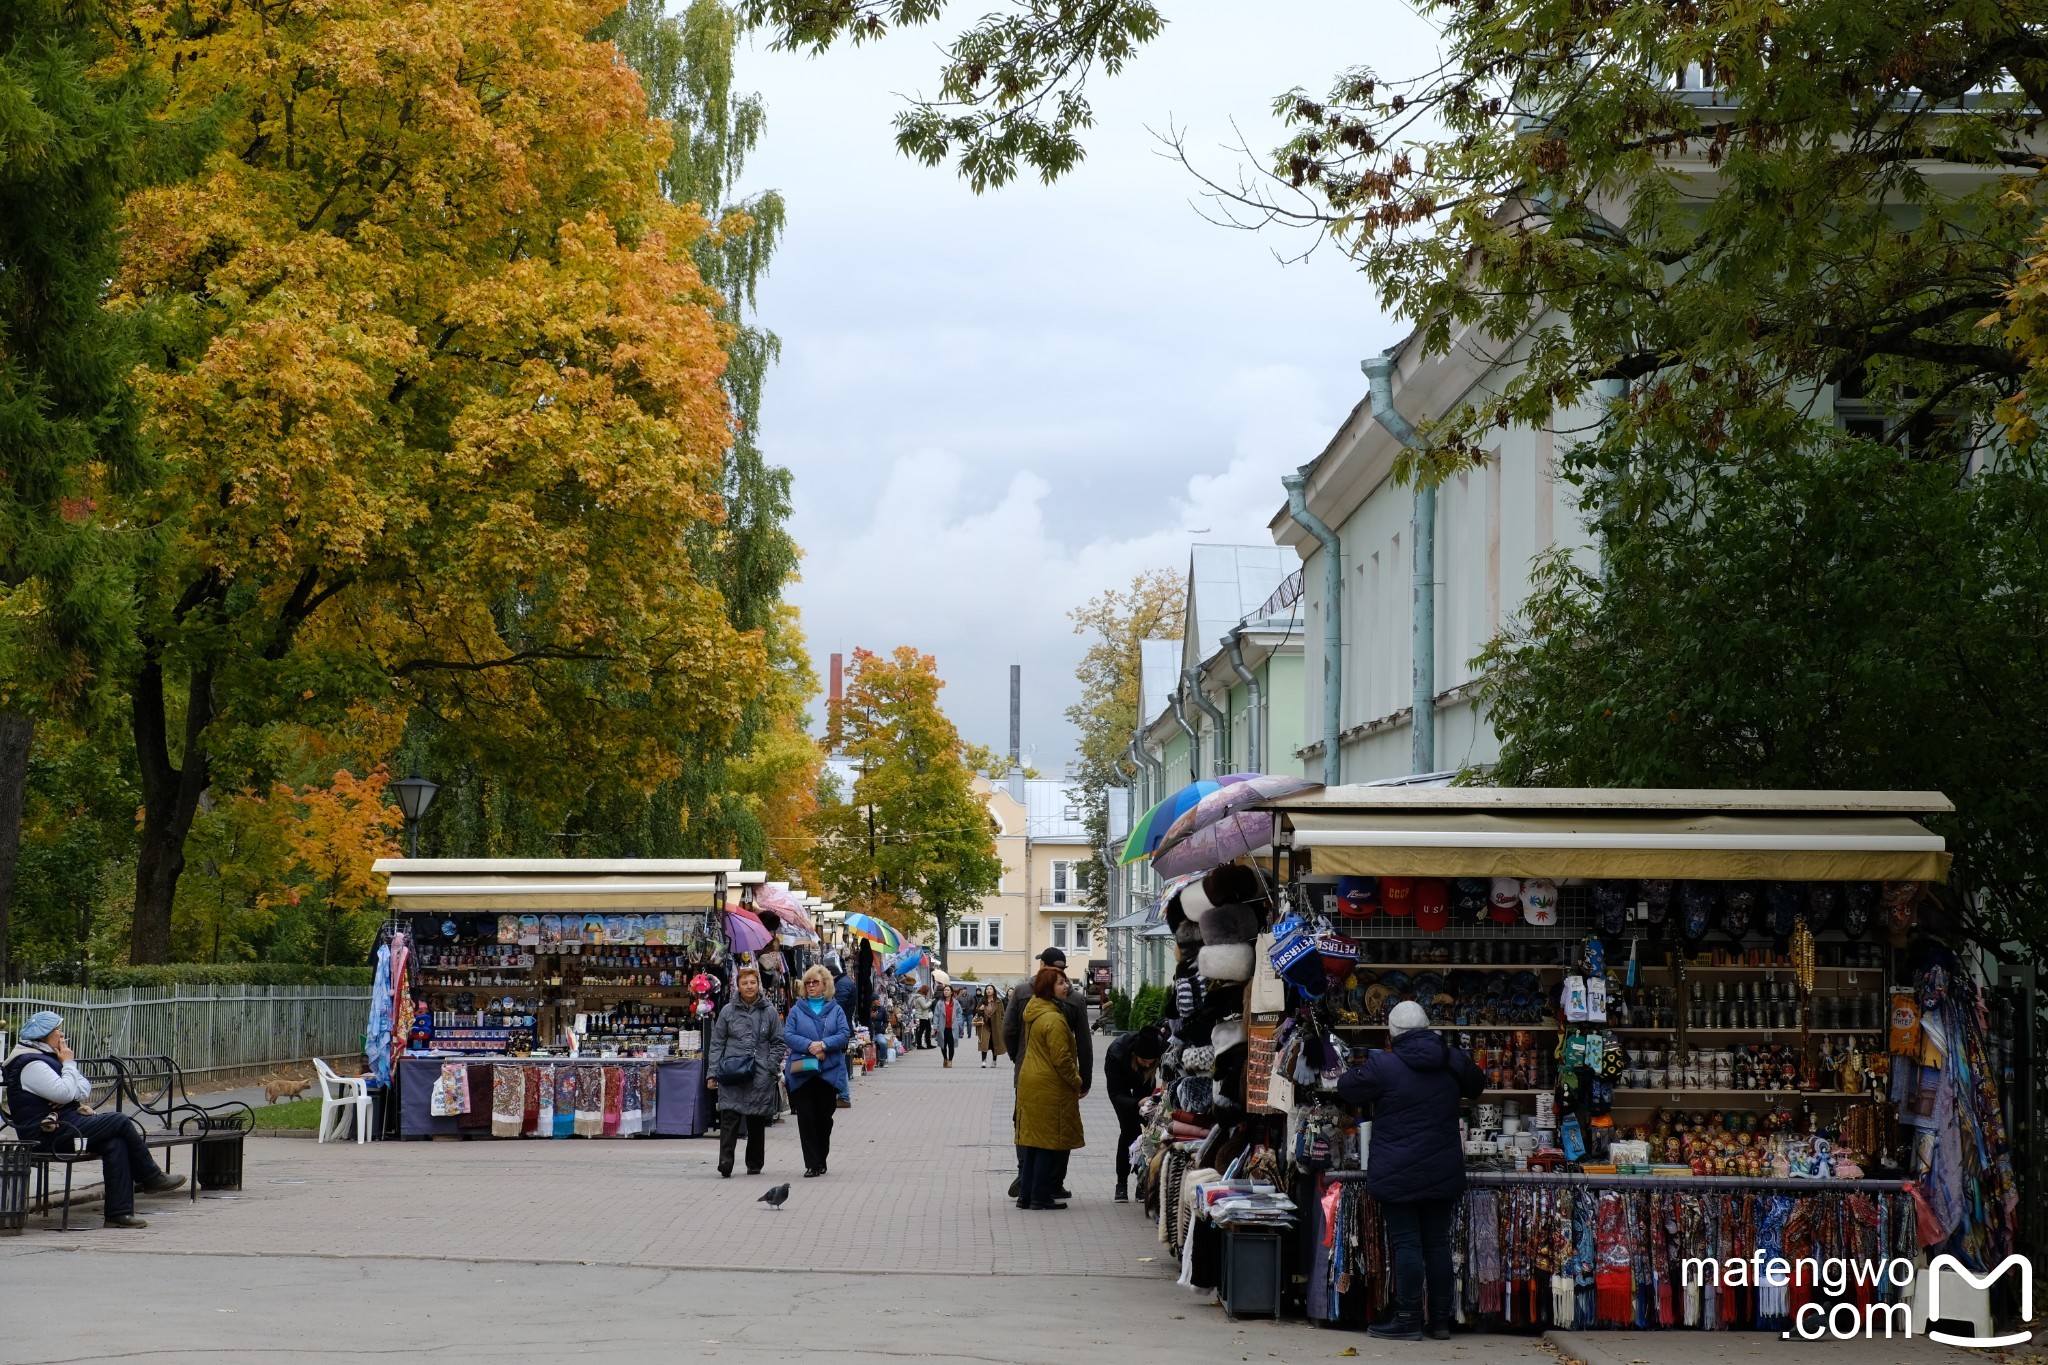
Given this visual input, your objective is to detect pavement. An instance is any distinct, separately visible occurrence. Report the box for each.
[0,1045,1984,1364]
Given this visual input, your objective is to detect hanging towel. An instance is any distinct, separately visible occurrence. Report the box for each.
[553,1066,576,1137]
[521,1066,542,1136]
[491,1065,524,1137]
[1594,1192,1633,1325]
[430,1062,469,1116]
[601,1066,623,1136]
[459,1064,493,1129]
[574,1064,604,1137]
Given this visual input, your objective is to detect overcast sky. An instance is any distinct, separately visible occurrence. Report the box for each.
[732,1,1442,769]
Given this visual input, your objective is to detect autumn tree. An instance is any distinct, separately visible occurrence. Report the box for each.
[807,647,1001,965]
[411,0,813,870]
[1064,568,1182,910]
[110,0,762,960]
[0,0,215,979]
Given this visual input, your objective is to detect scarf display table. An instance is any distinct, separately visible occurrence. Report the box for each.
[396,1055,703,1138]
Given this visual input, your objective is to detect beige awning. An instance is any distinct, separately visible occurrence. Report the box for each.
[1282,810,1949,882]
[374,858,734,909]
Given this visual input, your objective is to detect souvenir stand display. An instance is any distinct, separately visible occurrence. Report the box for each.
[1121,789,2021,1335]
[369,859,742,1139]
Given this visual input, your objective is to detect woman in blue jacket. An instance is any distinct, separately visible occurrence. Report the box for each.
[1337,999,1485,1341]
[784,965,852,1177]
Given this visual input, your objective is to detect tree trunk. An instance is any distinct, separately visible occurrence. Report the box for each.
[0,709,34,985]
[934,909,950,972]
[131,652,213,964]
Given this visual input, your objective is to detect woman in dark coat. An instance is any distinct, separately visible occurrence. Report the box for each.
[1337,999,1484,1340]
[707,965,787,1177]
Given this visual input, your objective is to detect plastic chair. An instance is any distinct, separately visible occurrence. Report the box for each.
[313,1060,373,1144]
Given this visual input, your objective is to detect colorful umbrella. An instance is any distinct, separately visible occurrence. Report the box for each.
[1153,774,1319,860]
[1117,773,1276,864]
[1152,810,1278,879]
[724,907,774,953]
[842,912,903,953]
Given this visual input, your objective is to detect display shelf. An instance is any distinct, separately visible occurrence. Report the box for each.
[1642,964,1880,975]
[1609,1026,1884,1036]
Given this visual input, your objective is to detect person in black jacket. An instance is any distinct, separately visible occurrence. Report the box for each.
[1103,1025,1164,1202]
[1004,947,1092,1199]
[1337,1000,1485,1341]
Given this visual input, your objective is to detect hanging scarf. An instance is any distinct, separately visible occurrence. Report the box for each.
[521,1065,542,1136]
[491,1064,524,1137]
[553,1065,576,1137]
[1594,1191,1633,1325]
[601,1065,624,1136]
[1470,1189,1503,1315]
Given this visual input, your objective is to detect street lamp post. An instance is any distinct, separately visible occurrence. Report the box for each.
[391,773,439,858]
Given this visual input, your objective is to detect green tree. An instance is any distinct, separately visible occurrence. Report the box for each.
[807,647,1003,965]
[417,0,807,870]
[1064,568,1182,910]
[0,0,214,979]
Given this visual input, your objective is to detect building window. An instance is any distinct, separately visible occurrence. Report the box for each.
[985,918,1003,950]
[1049,859,1075,905]
[1062,804,1080,821]
[953,919,981,951]
[1049,917,1091,952]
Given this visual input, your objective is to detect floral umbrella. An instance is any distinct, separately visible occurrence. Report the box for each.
[1149,774,1319,879]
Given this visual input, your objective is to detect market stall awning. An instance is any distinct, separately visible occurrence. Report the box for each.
[1278,810,1949,882]
[373,858,738,909]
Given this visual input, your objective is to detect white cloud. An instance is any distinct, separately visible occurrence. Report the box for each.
[736,0,1442,761]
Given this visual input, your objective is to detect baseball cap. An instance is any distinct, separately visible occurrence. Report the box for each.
[1520,878,1559,926]
[1038,947,1068,967]
[1489,877,1522,923]
[1413,878,1450,932]
[1335,875,1378,917]
[1380,876,1414,917]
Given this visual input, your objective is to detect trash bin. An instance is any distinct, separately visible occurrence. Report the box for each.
[0,1140,32,1235]
[1219,1226,1285,1320]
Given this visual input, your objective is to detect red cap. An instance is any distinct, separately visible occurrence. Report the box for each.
[1380,876,1415,916]
[1414,878,1450,932]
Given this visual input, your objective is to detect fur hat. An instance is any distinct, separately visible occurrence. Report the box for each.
[1173,919,1205,961]
[1198,942,1254,983]
[1210,1017,1247,1054]
[1198,902,1262,946]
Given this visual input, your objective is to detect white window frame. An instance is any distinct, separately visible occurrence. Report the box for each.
[1049,859,1075,905]
[984,917,1003,950]
[953,919,982,951]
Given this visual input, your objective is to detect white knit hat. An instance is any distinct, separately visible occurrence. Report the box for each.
[1388,1000,1432,1037]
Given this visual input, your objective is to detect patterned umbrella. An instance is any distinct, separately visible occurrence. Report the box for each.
[842,912,904,953]
[753,883,814,933]
[1149,774,1319,880]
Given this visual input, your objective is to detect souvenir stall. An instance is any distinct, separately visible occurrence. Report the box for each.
[370,858,740,1139]
[1123,788,2021,1334]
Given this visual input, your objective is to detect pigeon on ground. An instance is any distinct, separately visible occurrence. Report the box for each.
[758,1183,790,1210]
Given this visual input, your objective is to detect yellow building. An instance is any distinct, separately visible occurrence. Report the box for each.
[945,775,1099,986]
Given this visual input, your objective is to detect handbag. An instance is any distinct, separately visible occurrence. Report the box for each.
[716,1052,756,1084]
[788,1055,821,1076]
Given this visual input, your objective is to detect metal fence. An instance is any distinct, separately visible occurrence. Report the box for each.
[0,983,371,1077]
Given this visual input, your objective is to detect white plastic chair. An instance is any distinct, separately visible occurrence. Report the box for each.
[314,1059,373,1144]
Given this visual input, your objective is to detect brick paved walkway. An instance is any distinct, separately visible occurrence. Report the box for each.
[8,1046,1167,1277]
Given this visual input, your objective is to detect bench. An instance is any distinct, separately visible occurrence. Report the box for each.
[109,1055,255,1196]
[0,1055,254,1230]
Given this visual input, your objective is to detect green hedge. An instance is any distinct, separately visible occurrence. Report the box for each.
[39,963,375,989]
[1111,984,1169,1032]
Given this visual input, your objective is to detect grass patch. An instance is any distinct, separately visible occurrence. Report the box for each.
[250,1097,323,1130]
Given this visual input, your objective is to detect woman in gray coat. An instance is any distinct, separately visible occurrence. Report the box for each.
[707,966,787,1177]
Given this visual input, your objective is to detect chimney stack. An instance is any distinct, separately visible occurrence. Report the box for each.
[1008,665,1026,802]
[830,652,843,704]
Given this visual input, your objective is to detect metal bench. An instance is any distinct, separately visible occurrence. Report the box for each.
[109,1055,254,1196]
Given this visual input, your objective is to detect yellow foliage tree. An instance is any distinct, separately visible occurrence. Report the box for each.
[111,0,762,959]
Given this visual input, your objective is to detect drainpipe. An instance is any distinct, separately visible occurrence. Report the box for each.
[1184,666,1228,778]
[1167,685,1201,783]
[1281,471,1343,787]
[1224,629,1260,773]
[1362,349,1434,776]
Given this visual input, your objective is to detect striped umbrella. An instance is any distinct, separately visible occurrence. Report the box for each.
[842,912,903,953]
